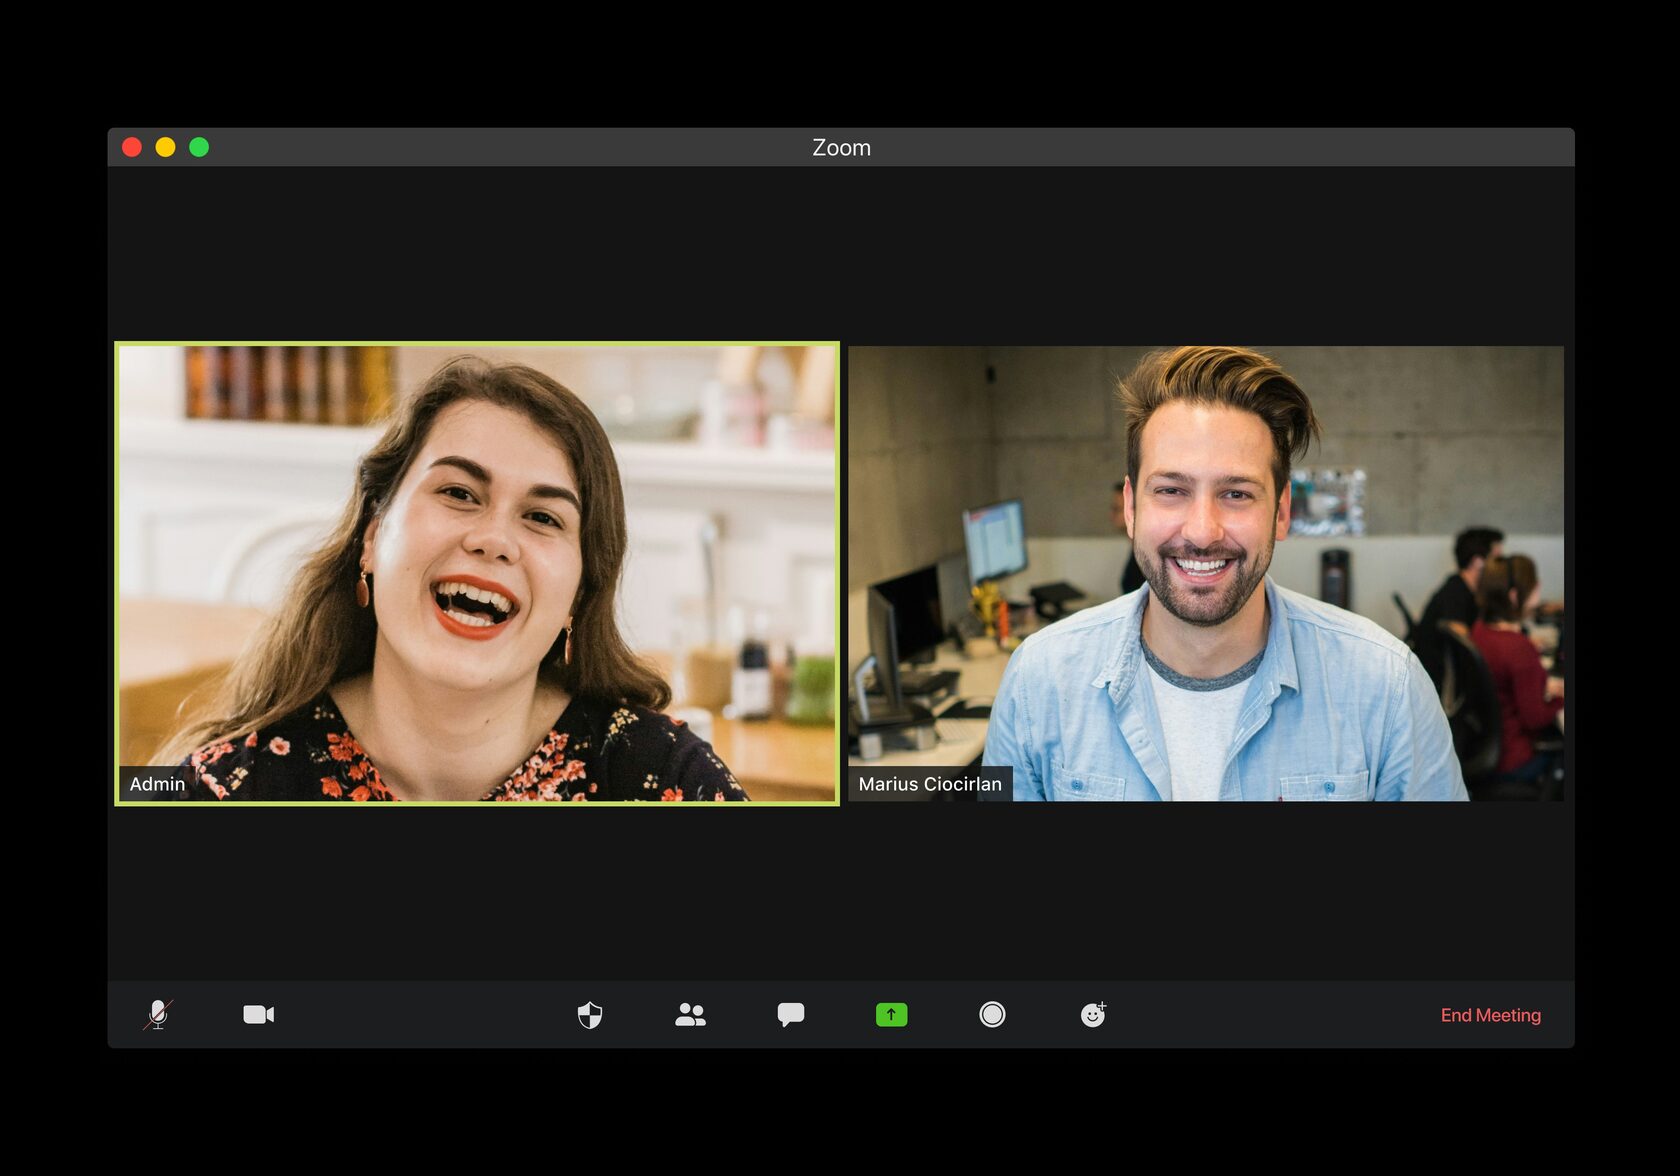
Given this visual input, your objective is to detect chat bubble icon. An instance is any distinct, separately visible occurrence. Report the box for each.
[777,1002,806,1028]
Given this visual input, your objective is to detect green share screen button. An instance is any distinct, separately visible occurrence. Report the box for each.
[876,1002,908,1028]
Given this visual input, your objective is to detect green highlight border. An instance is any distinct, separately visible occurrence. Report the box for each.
[114,341,843,807]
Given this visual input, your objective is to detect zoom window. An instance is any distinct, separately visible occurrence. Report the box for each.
[109,126,1576,1055]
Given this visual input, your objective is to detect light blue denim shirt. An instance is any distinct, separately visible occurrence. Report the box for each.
[986,578,1468,802]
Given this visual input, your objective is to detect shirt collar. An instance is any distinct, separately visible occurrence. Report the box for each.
[1262,578,1299,694]
[1097,577,1299,697]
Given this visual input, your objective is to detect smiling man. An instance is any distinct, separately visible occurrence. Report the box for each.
[985,346,1466,802]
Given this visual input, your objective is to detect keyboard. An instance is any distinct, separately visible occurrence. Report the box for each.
[935,717,989,746]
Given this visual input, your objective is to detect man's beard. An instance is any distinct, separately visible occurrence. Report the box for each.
[1137,535,1273,628]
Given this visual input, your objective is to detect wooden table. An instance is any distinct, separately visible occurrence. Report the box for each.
[119,598,268,763]
[118,599,836,799]
[708,715,836,802]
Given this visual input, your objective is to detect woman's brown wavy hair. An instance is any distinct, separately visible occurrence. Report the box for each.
[159,356,669,763]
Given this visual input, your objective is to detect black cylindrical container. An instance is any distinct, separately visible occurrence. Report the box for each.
[1321,548,1351,610]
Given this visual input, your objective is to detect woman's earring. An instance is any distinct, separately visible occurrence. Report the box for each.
[356,567,371,609]
[563,615,575,665]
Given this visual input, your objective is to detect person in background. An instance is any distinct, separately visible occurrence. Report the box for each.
[1415,526,1504,684]
[1471,554,1563,789]
[1112,481,1147,596]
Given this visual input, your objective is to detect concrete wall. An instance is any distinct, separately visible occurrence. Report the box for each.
[990,345,1151,537]
[1258,346,1565,536]
[848,346,994,589]
[986,345,1565,538]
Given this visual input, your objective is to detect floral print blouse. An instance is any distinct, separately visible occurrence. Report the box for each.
[181,692,749,802]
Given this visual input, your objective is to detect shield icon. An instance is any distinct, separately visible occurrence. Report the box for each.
[577,1001,603,1030]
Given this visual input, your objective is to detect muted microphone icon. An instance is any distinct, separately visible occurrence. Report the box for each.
[147,999,169,1030]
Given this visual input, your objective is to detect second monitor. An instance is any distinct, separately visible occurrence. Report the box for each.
[963,499,1027,584]
[870,566,960,700]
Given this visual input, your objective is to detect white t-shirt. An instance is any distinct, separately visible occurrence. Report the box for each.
[1142,640,1266,802]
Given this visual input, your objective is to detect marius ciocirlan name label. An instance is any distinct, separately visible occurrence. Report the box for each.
[845,767,1012,802]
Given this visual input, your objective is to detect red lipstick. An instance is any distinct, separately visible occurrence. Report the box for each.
[430,573,522,641]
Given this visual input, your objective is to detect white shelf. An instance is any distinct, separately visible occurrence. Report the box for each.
[119,418,834,494]
[615,441,833,494]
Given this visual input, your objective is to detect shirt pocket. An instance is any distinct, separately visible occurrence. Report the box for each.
[1278,771,1371,802]
[1050,761,1127,802]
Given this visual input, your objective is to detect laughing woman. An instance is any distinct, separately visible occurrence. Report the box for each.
[162,357,748,802]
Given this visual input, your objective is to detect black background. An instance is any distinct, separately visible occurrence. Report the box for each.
[108,162,1574,1003]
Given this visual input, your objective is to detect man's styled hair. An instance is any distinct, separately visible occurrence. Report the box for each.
[1454,526,1506,570]
[1118,346,1321,501]
[1478,554,1539,624]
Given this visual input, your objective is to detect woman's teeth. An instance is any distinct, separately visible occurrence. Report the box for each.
[436,581,514,615]
[444,608,497,628]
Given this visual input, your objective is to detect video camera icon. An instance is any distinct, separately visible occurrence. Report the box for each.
[242,1005,275,1025]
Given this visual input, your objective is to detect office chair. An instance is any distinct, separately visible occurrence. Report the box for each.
[1393,592,1417,646]
[1436,623,1508,795]
[1439,624,1551,801]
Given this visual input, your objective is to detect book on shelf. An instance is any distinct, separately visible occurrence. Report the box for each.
[188,345,392,425]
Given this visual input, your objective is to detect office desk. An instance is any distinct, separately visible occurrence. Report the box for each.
[847,641,1017,769]
[709,718,835,802]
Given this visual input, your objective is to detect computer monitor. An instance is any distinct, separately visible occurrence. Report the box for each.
[866,587,903,710]
[963,499,1027,584]
[935,552,971,638]
[872,566,943,665]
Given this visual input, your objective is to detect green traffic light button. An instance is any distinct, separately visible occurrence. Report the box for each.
[875,1002,908,1028]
